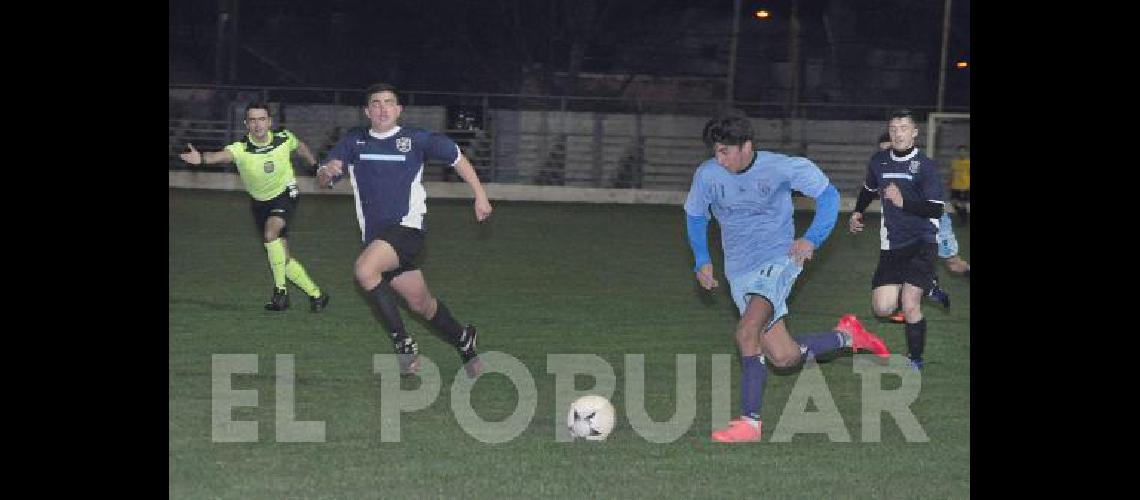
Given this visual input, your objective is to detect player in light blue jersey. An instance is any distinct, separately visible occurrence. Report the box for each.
[685,112,890,443]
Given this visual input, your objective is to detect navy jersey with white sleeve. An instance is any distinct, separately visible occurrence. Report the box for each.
[326,126,461,242]
[862,148,944,250]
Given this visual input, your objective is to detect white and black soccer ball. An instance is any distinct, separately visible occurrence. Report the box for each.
[566,395,616,441]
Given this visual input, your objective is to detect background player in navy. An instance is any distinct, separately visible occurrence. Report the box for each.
[850,110,945,370]
[180,103,329,312]
[317,83,492,377]
[685,112,889,443]
[874,133,955,323]
[878,132,967,274]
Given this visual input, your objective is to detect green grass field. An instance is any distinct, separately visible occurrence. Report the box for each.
[169,188,970,498]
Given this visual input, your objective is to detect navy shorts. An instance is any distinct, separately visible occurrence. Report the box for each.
[370,224,426,282]
[872,242,937,292]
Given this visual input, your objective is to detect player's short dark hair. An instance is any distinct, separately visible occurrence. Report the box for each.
[702,111,753,148]
[365,83,401,104]
[888,108,917,124]
[877,132,891,144]
[245,102,272,117]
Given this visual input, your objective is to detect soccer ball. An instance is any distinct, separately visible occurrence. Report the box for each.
[566,395,616,441]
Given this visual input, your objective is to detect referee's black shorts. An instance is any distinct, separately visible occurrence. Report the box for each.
[872,242,937,292]
[250,184,299,238]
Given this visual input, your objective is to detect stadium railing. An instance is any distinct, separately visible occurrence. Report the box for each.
[169,84,969,207]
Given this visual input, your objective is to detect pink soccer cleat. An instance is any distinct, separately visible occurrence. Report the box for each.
[837,314,890,359]
[711,418,762,443]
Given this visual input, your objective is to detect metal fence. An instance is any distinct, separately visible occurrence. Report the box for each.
[169,84,969,194]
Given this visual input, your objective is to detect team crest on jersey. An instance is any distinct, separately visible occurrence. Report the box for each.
[757,182,771,197]
[395,137,412,153]
[909,160,920,174]
[263,160,275,173]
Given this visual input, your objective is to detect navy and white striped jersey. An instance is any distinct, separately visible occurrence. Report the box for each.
[327,126,461,242]
[862,148,944,250]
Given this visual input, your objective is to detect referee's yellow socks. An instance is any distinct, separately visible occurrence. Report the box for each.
[264,239,288,291]
[285,259,321,298]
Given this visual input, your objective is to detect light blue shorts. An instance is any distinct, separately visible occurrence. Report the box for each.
[729,255,803,332]
[937,212,959,259]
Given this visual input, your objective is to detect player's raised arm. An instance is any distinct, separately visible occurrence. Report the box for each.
[849,153,882,233]
[317,133,356,188]
[683,166,718,290]
[687,214,718,290]
[850,178,880,235]
[180,143,234,166]
[315,158,345,188]
[900,157,945,218]
[786,157,838,265]
[294,139,319,169]
[792,182,839,265]
[453,154,492,222]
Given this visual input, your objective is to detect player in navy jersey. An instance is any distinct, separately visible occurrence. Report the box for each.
[317,83,493,378]
[878,134,969,279]
[873,133,959,323]
[850,110,945,371]
[685,112,889,443]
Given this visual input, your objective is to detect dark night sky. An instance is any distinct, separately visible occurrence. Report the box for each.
[170,0,969,105]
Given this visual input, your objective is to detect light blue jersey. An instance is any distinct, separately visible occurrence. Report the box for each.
[683,151,830,284]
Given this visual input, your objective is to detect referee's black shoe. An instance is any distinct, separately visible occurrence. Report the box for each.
[310,291,330,312]
[265,287,290,311]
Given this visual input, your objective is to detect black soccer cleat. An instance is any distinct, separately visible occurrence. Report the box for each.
[458,325,478,362]
[392,335,420,376]
[264,287,290,311]
[310,291,330,312]
[458,325,481,378]
[927,285,950,309]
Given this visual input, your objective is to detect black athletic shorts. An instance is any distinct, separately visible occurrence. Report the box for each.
[251,183,299,238]
[951,189,970,202]
[872,242,937,292]
[372,224,426,282]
